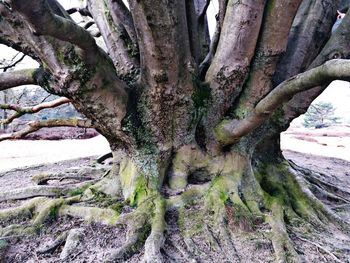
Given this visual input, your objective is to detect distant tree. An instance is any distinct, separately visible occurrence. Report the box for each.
[303,101,340,128]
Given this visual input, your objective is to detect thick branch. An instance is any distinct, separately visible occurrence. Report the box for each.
[0,97,70,125]
[201,0,265,150]
[0,118,92,141]
[215,59,350,145]
[106,0,138,47]
[87,0,139,76]
[234,0,302,114]
[11,0,98,56]
[0,68,39,91]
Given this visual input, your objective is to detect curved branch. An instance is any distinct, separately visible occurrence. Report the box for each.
[0,118,93,141]
[215,59,350,145]
[0,97,70,125]
[0,68,39,91]
[11,0,98,55]
[106,0,138,47]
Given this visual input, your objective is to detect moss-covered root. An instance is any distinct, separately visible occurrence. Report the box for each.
[0,180,95,202]
[106,196,166,262]
[144,197,166,263]
[267,201,300,263]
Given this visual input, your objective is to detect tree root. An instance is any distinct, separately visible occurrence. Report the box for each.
[37,230,69,254]
[295,236,343,263]
[267,201,300,263]
[0,180,96,202]
[60,228,84,260]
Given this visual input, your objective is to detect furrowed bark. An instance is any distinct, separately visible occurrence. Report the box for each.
[215,59,350,145]
[203,0,266,150]
[128,0,195,149]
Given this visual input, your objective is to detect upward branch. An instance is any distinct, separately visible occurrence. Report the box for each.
[215,59,350,146]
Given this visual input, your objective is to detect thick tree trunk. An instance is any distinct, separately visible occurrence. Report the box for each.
[1,0,350,262]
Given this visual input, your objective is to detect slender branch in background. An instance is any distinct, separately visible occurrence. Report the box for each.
[0,97,70,125]
[199,17,220,78]
[0,68,39,91]
[214,59,350,146]
[83,21,95,30]
[198,0,211,21]
[199,0,227,78]
[0,53,26,72]
[0,118,93,141]
[66,6,92,17]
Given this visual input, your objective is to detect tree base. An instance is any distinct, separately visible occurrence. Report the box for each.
[0,155,349,263]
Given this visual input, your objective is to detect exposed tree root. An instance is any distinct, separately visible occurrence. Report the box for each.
[37,230,69,254]
[267,201,300,263]
[0,181,95,202]
[295,236,343,263]
[1,152,349,262]
[60,228,84,260]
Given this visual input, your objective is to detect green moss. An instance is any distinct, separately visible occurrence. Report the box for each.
[67,183,92,197]
[49,205,59,219]
[60,46,96,89]
[109,202,124,214]
[213,119,234,145]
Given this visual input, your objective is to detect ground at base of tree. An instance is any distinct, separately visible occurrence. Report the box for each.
[0,152,349,263]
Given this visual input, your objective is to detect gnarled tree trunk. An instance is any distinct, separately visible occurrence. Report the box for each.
[1,0,350,262]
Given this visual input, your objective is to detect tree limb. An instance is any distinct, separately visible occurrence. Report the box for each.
[0,118,93,142]
[87,0,139,76]
[11,0,98,56]
[0,97,70,125]
[0,68,39,91]
[215,59,350,145]
[106,0,138,48]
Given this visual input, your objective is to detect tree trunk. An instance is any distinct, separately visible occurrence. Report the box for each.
[1,0,350,262]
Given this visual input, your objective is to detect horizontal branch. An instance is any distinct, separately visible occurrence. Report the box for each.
[0,118,93,142]
[0,68,39,91]
[214,59,350,145]
[0,97,70,125]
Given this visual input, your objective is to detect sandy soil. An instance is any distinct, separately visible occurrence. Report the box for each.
[0,135,110,172]
[281,126,350,162]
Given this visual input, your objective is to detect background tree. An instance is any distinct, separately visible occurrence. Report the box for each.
[303,101,340,128]
[0,0,350,262]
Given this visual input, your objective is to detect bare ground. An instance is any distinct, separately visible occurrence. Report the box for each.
[0,149,349,262]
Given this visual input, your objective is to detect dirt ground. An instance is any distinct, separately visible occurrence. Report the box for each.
[0,126,349,262]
